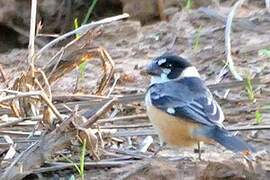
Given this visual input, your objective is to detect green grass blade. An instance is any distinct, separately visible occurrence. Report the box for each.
[185,0,193,9]
[79,62,87,81]
[255,110,263,124]
[74,18,80,39]
[193,25,202,51]
[80,138,87,179]
[258,49,270,57]
[244,75,255,102]
[61,154,81,174]
[82,0,99,25]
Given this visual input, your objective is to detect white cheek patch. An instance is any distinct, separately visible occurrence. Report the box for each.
[162,68,171,74]
[158,58,167,65]
[207,97,212,105]
[167,107,175,114]
[161,73,168,81]
[211,102,217,115]
[180,66,200,78]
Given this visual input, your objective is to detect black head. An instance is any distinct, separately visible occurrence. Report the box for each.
[146,54,192,79]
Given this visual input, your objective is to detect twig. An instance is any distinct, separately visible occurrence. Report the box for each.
[43,37,77,76]
[114,129,156,137]
[28,0,37,64]
[82,98,117,128]
[1,112,79,179]
[98,114,147,124]
[39,92,63,122]
[0,130,41,136]
[0,90,63,122]
[1,141,39,180]
[36,13,129,58]
[46,48,65,80]
[107,73,120,97]
[225,0,246,81]
[1,135,16,165]
[266,0,270,10]
[227,125,270,131]
[0,91,41,102]
[0,65,7,83]
[0,116,40,128]
[99,123,152,129]
[53,94,109,102]
[33,161,135,173]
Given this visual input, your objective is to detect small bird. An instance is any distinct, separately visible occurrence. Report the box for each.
[145,54,255,158]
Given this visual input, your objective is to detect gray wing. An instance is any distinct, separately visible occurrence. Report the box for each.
[149,78,224,127]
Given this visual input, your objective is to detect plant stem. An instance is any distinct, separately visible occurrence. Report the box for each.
[82,0,98,25]
[80,138,86,180]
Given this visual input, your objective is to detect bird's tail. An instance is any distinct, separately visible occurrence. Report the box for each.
[203,127,255,156]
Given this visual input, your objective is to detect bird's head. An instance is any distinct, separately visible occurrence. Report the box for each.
[146,54,200,84]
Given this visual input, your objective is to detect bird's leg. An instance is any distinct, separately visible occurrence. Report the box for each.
[197,142,201,160]
[152,141,166,157]
[194,141,204,160]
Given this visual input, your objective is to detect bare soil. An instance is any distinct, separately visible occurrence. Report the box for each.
[1,1,270,180]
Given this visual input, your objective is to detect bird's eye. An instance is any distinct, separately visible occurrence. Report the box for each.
[163,63,173,68]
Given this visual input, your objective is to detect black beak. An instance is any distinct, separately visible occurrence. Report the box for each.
[146,62,162,76]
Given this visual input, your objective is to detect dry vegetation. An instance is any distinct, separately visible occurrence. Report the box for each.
[0,0,270,179]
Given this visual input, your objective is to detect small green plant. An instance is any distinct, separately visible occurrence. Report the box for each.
[79,62,87,82]
[258,48,270,57]
[185,0,193,9]
[74,18,80,39]
[82,0,98,25]
[244,75,255,102]
[75,0,99,82]
[244,73,263,124]
[73,18,87,82]
[79,138,87,179]
[193,25,202,51]
[61,138,87,180]
[255,110,263,124]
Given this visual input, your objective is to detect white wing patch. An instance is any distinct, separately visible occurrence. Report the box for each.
[211,101,217,116]
[161,73,169,81]
[158,58,167,65]
[167,107,175,114]
[163,68,171,74]
[215,101,225,123]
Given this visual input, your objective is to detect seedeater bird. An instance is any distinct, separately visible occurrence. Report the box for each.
[145,54,255,158]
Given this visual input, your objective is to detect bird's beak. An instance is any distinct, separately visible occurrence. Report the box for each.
[145,63,162,76]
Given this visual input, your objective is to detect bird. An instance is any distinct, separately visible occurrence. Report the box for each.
[145,53,255,159]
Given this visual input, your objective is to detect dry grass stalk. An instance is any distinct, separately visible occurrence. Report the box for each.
[1,97,117,180]
[36,13,129,58]
[225,0,246,81]
[28,0,37,64]
[44,46,115,95]
[0,12,128,178]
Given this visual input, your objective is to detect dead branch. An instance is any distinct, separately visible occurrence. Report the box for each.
[83,98,117,128]
[36,13,129,58]
[1,109,79,180]
[28,0,37,64]
[98,114,147,124]
[0,90,63,122]
[33,160,135,173]
[1,96,117,179]
[43,46,115,95]
[225,0,246,81]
